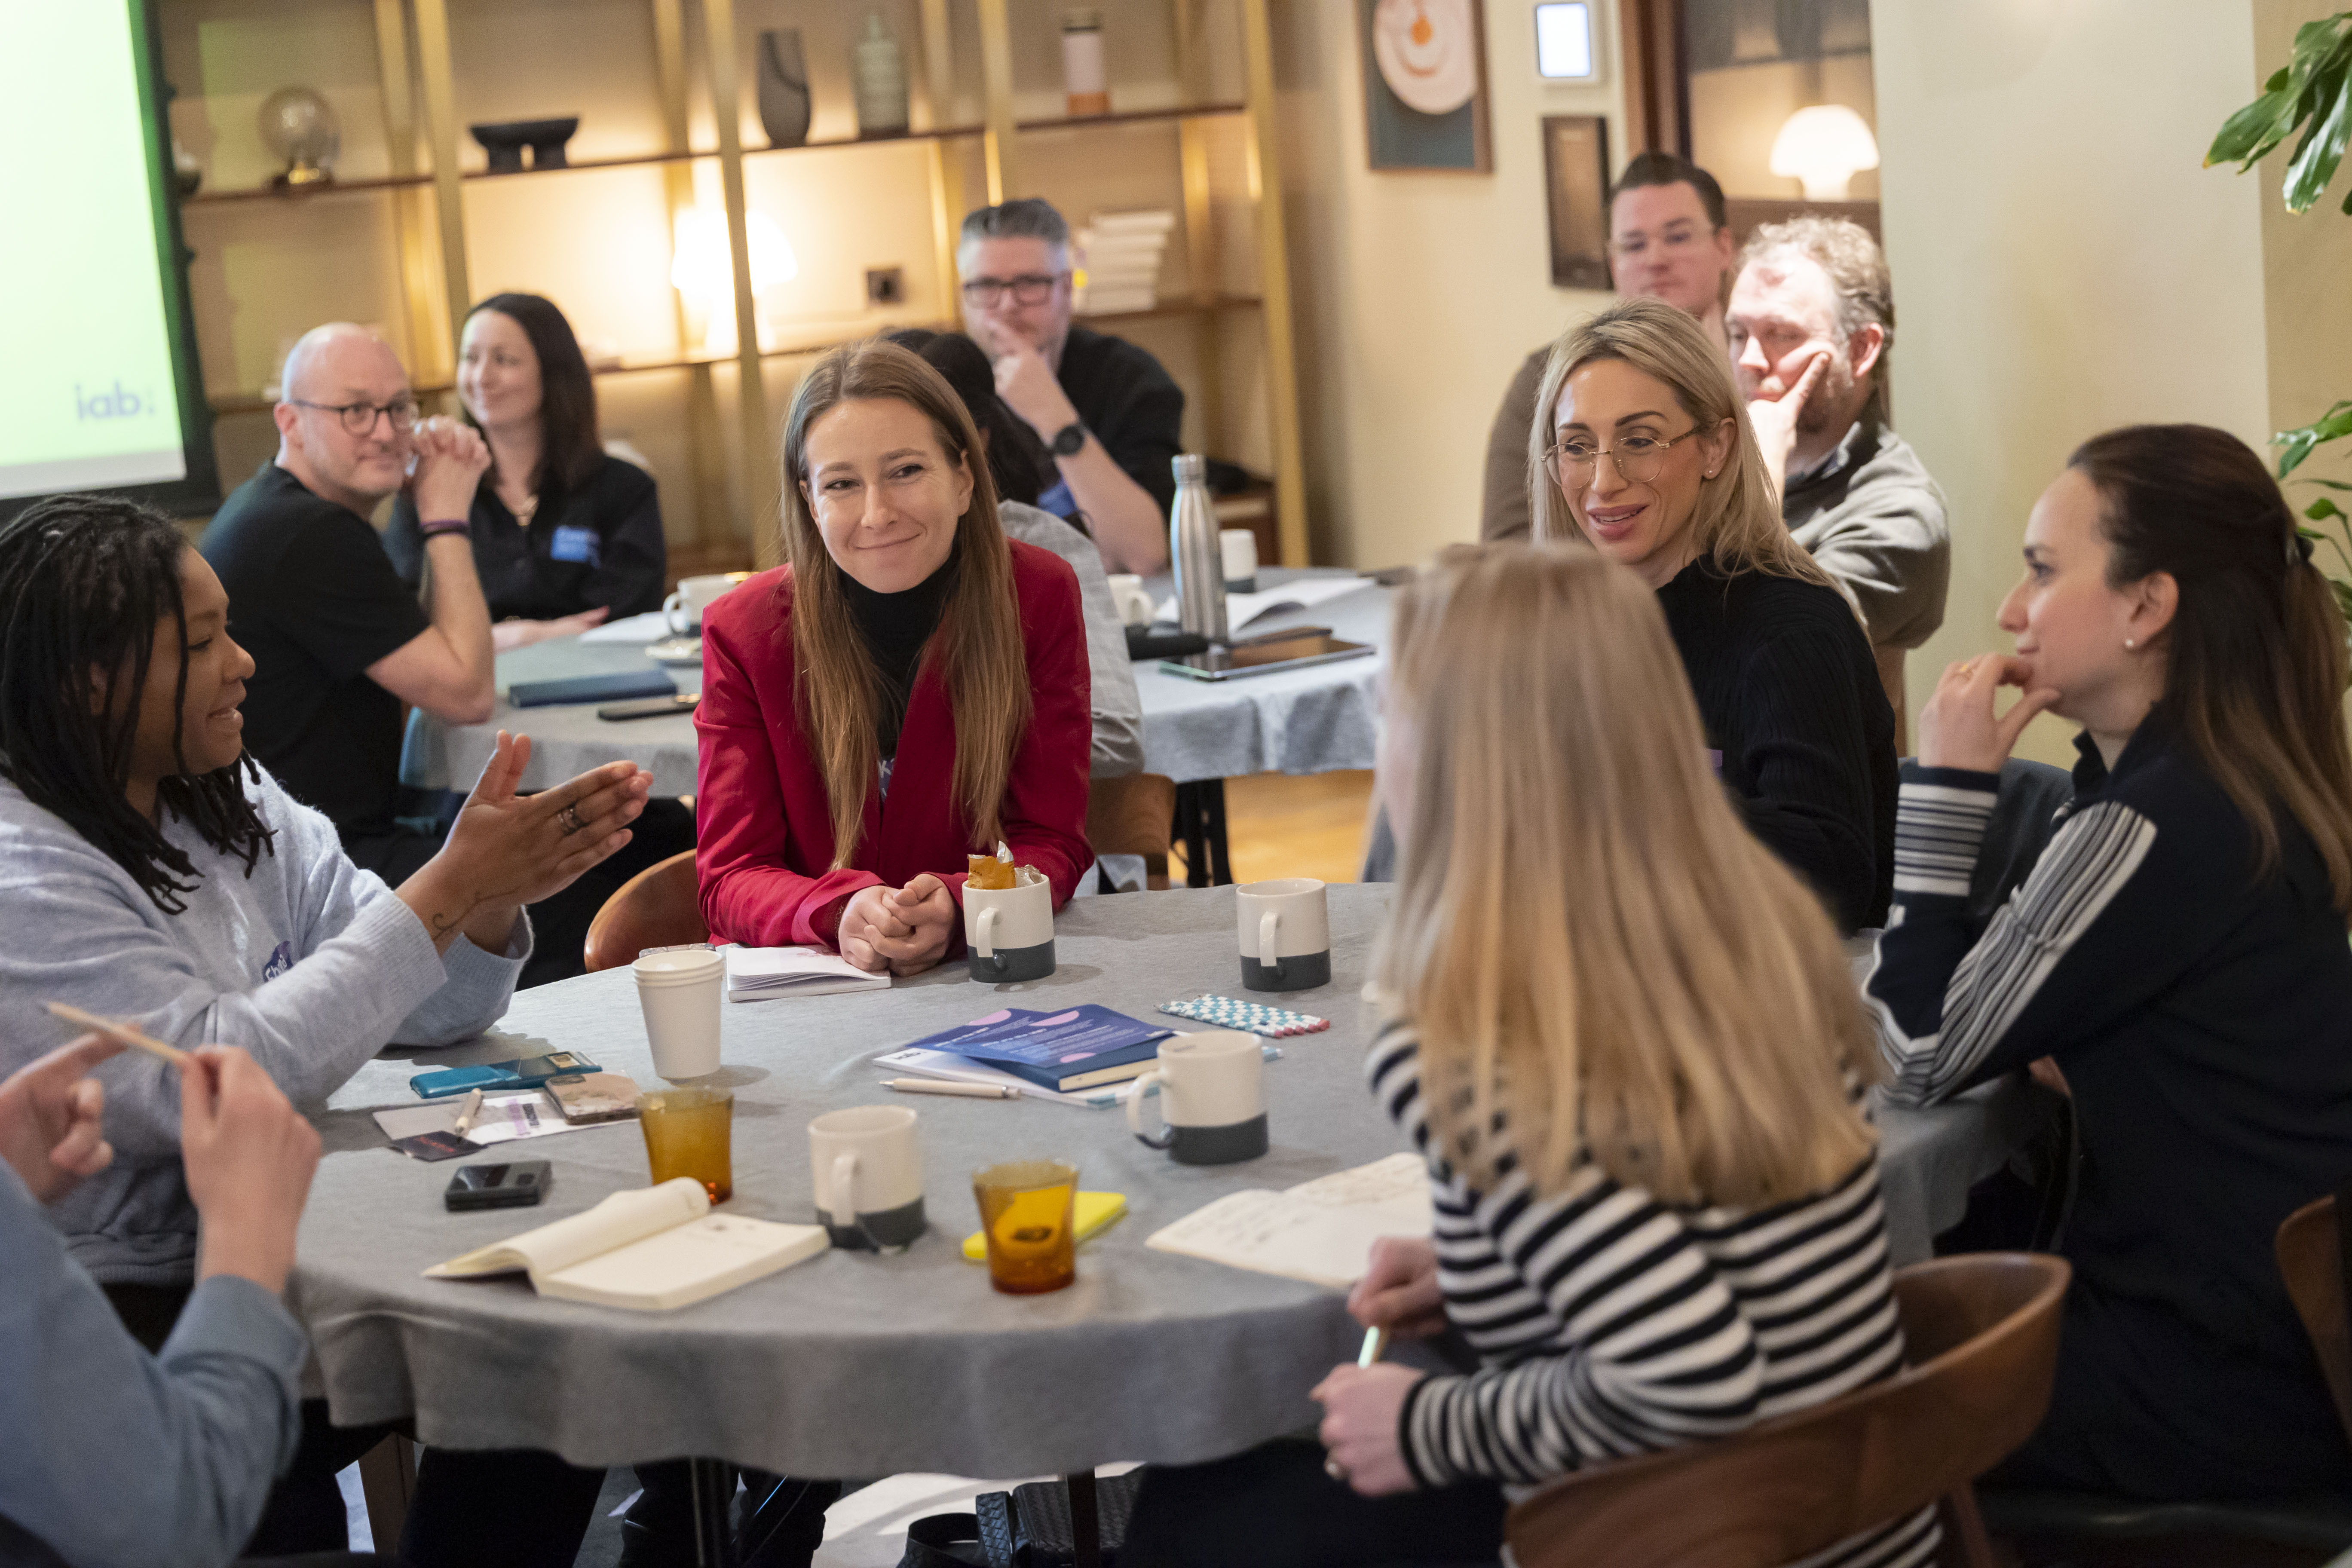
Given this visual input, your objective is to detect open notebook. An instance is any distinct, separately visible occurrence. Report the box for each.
[1143,1152,1433,1289]
[724,944,890,1002]
[426,1179,828,1311]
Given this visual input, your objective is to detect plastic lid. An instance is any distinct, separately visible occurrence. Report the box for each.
[1172,453,1207,483]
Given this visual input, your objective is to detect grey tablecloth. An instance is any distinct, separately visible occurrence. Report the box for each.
[293,885,2045,1478]
[397,569,1392,796]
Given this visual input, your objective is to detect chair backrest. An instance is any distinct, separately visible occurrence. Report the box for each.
[1087,772,1176,861]
[583,850,706,973]
[2276,1194,2352,1449]
[1504,1253,2071,1568]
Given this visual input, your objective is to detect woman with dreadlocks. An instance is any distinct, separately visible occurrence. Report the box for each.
[0,493,647,1559]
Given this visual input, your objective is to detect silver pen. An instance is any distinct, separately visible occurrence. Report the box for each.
[882,1078,1021,1100]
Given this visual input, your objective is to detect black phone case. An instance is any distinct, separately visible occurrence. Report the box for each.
[444,1161,551,1210]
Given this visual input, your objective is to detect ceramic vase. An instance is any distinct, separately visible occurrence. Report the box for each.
[852,13,909,137]
[757,29,812,148]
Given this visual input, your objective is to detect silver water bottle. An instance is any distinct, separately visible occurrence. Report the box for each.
[1170,453,1228,643]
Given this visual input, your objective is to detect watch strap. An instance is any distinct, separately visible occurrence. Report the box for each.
[420,519,472,539]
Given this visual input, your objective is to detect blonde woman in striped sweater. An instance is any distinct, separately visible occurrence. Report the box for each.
[1125,545,1937,1568]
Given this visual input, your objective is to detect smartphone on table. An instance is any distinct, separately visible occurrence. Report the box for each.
[444,1160,552,1211]
[411,1051,599,1099]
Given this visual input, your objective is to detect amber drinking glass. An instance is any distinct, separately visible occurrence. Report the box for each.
[640,1085,734,1204]
[972,1159,1079,1294]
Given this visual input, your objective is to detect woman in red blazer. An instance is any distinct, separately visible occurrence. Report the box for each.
[695,339,1092,973]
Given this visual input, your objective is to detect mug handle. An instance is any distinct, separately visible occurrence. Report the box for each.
[664,589,692,638]
[1125,1070,1174,1149]
[828,1152,860,1231]
[975,905,1001,965]
[1258,910,1282,977]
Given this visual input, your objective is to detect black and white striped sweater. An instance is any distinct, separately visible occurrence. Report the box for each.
[1866,714,2352,1496]
[1367,1024,1939,1568]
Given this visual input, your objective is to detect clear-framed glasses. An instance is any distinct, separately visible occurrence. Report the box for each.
[1607,224,1713,260]
[959,273,1066,308]
[1543,427,1704,488]
[289,396,419,436]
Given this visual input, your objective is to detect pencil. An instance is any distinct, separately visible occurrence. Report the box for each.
[881,1078,1021,1100]
[451,1088,486,1138]
[44,1001,192,1069]
[1358,1327,1390,1368]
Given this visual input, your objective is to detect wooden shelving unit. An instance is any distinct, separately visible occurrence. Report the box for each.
[163,1,1304,570]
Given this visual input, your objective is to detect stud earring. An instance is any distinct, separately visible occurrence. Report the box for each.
[2123,637,2137,649]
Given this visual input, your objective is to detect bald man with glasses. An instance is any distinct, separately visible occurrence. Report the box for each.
[199,323,498,882]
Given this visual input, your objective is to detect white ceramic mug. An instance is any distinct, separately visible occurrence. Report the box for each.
[1220,528,1259,592]
[808,1104,927,1251]
[1126,1030,1268,1165]
[1235,877,1331,992]
[634,948,723,1080]
[663,572,748,636]
[1105,573,1156,628]
[965,867,1055,983]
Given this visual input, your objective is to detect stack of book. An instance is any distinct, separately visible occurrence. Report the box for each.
[876,1004,1175,1102]
[1075,209,1176,316]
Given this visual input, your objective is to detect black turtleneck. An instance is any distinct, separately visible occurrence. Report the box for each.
[843,553,958,759]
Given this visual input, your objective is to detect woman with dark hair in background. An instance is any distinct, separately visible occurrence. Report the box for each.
[887,326,1144,779]
[386,292,666,650]
[1869,424,2352,1500]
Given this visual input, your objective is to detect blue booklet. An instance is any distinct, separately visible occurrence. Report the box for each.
[897,1005,1173,1093]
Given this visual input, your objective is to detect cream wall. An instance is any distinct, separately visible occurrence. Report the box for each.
[1868,0,2274,766]
[1273,0,1628,568]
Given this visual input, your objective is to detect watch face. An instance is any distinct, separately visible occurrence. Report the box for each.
[1372,0,1479,117]
[1052,423,1087,456]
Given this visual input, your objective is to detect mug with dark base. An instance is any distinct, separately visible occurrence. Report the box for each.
[1127,1031,1269,1166]
[810,1106,927,1252]
[1236,878,1331,993]
[967,867,1056,983]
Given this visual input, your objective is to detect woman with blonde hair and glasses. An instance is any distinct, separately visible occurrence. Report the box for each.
[1122,545,1933,1568]
[1534,295,1896,930]
[693,338,1092,974]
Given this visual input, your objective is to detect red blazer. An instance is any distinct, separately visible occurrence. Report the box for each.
[694,539,1094,950]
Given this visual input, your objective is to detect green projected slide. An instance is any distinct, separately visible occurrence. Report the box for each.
[0,3,189,500]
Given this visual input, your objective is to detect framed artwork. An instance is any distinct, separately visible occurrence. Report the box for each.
[1359,0,1492,172]
[1543,114,1612,289]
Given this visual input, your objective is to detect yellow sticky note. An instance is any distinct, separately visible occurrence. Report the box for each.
[962,1190,1127,1262]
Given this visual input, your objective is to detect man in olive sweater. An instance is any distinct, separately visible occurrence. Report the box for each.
[1729,216,1950,741]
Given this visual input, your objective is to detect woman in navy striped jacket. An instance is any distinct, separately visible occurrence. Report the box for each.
[1868,425,2352,1500]
[1124,544,1936,1568]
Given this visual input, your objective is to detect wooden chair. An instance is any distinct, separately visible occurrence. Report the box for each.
[582,849,705,972]
[1977,1194,2352,1566]
[1087,772,1177,891]
[1504,1253,2070,1568]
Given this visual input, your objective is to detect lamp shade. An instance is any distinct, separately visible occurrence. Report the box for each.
[1768,104,1880,202]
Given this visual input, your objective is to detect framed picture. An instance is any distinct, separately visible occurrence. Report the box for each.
[1543,114,1612,289]
[1360,0,1492,172]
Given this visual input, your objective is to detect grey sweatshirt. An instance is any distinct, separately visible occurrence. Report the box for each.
[998,499,1146,778]
[0,765,526,1285]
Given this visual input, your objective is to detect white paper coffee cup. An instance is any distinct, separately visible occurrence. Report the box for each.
[634,949,723,1081]
[1220,528,1259,587]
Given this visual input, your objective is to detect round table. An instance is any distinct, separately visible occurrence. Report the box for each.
[295,885,2044,1479]
[396,569,1393,800]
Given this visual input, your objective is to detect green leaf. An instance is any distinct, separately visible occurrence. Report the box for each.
[2275,401,2352,477]
[2308,499,2346,521]
[2212,16,2352,173]
[2285,56,2352,210]
[2300,478,2352,490]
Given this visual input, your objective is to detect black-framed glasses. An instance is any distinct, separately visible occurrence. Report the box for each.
[289,396,419,436]
[1544,427,1704,487]
[960,273,1066,307]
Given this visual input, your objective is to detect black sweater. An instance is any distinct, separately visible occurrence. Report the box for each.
[386,454,665,622]
[1655,558,1897,929]
[1869,713,2352,1497]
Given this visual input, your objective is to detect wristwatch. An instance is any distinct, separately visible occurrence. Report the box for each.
[1049,420,1088,457]
[420,518,472,540]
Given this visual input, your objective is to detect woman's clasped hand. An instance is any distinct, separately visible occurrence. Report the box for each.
[839,874,956,974]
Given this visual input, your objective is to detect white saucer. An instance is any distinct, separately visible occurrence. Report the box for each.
[646,636,704,666]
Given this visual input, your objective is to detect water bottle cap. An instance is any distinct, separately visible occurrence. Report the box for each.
[1172,453,1207,484]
